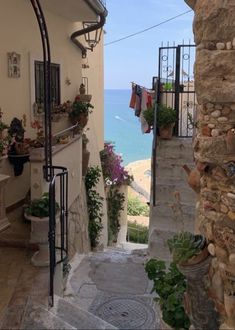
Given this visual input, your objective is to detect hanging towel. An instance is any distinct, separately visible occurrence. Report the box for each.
[135,85,142,117]
[140,89,150,134]
[129,84,136,109]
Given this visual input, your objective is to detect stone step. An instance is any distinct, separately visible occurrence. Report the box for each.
[50,295,117,330]
[156,137,194,160]
[20,299,76,330]
[154,161,195,180]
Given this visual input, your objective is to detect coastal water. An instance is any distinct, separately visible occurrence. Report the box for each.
[104,89,153,165]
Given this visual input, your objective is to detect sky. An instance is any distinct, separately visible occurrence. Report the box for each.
[104,0,194,89]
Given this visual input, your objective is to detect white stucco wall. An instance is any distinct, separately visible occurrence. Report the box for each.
[0,0,105,210]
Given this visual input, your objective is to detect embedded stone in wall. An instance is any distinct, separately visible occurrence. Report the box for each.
[193,0,235,45]
[195,50,235,104]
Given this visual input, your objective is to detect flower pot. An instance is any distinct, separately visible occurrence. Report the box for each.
[24,213,49,267]
[184,246,209,266]
[159,123,175,139]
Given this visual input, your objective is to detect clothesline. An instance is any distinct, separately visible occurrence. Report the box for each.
[130,82,153,92]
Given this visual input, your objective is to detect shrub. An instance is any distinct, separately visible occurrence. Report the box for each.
[127,221,149,244]
[107,186,125,243]
[100,142,133,185]
[145,259,190,329]
[85,166,104,248]
[127,195,149,216]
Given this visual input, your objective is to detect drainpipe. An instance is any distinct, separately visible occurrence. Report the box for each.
[71,0,108,58]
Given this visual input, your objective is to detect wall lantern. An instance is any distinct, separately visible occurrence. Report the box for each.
[82,21,103,51]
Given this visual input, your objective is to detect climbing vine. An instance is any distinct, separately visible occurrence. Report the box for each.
[85,166,104,248]
[107,186,125,244]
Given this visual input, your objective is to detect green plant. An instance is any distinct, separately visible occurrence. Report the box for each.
[167,231,205,265]
[100,142,133,185]
[187,112,198,129]
[145,259,190,330]
[69,96,94,120]
[107,186,125,243]
[85,166,104,248]
[157,104,176,128]
[143,106,154,128]
[163,82,173,91]
[127,195,149,216]
[127,221,149,244]
[26,192,59,218]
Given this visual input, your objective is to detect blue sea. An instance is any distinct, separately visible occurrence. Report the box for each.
[104,89,153,165]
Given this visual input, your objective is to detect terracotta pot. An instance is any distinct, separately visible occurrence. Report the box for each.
[185,246,209,266]
[224,293,235,318]
[159,123,175,139]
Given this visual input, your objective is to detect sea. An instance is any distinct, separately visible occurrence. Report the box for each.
[104,89,153,166]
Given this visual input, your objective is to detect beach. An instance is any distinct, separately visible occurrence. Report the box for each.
[126,158,151,203]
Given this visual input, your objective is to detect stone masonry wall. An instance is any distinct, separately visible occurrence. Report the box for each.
[185,1,235,328]
[68,180,90,258]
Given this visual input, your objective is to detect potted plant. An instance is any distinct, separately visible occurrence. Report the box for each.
[8,117,30,175]
[167,232,218,330]
[157,104,177,139]
[69,96,94,127]
[167,231,208,266]
[145,258,190,330]
[25,192,59,267]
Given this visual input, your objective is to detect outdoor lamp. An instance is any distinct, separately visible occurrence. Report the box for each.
[83,21,103,51]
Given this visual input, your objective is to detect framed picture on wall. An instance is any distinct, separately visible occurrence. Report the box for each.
[7,52,21,78]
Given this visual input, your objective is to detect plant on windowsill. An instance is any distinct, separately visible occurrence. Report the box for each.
[24,192,59,267]
[7,117,30,176]
[145,259,190,330]
[69,95,94,127]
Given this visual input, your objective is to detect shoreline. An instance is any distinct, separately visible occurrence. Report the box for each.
[125,158,151,203]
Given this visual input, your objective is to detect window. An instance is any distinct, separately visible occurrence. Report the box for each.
[35,61,61,106]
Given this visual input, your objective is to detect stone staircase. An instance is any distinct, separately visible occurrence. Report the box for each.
[148,138,197,260]
[20,295,117,330]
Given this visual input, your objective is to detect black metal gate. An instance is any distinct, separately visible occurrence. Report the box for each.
[152,43,196,206]
[156,43,196,137]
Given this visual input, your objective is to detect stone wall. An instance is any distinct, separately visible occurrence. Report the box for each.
[185,1,235,328]
[68,180,90,258]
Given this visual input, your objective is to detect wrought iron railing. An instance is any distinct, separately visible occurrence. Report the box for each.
[46,165,68,307]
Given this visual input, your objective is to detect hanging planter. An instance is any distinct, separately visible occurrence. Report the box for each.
[8,153,29,176]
